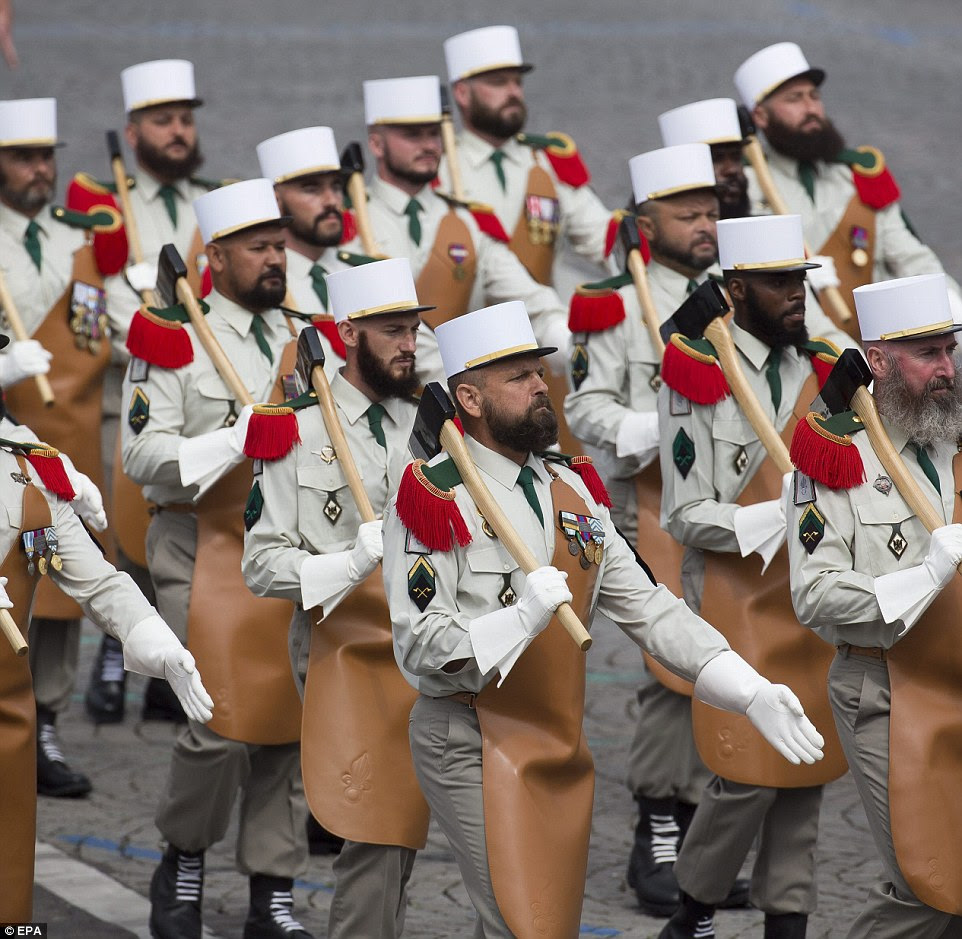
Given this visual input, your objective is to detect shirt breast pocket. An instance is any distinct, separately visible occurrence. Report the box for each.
[296,463,352,532]
[710,418,758,478]
[465,545,519,597]
[195,373,237,426]
[854,500,922,576]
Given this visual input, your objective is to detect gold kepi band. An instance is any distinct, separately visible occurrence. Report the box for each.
[210,216,284,241]
[646,181,715,201]
[464,342,538,369]
[0,137,58,148]
[732,257,808,270]
[371,114,442,126]
[127,95,201,112]
[457,60,530,81]
[879,319,955,341]
[348,300,421,320]
[272,164,341,184]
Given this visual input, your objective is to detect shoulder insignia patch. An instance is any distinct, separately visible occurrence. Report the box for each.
[798,503,825,554]
[570,341,589,390]
[129,357,150,383]
[793,470,817,506]
[244,480,264,531]
[672,428,695,479]
[407,555,437,612]
[405,530,432,555]
[128,388,150,435]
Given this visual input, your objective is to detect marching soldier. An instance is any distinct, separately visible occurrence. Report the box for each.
[243,258,430,938]
[789,273,962,936]
[656,215,850,939]
[123,179,314,939]
[0,96,116,797]
[0,326,213,921]
[382,299,824,938]
[362,74,571,384]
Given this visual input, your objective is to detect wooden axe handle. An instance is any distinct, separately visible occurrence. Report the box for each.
[704,319,793,474]
[0,608,27,656]
[438,422,593,651]
[440,115,466,202]
[174,278,253,406]
[0,269,55,406]
[345,173,381,258]
[626,249,665,358]
[110,155,158,308]
[310,364,376,523]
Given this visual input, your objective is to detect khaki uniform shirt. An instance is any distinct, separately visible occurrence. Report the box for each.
[366,176,567,382]
[242,371,417,603]
[788,420,954,649]
[383,434,730,697]
[121,290,301,505]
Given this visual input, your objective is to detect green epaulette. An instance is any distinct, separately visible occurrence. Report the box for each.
[283,388,322,412]
[50,204,118,231]
[803,336,842,361]
[835,147,883,173]
[420,456,463,491]
[72,172,134,194]
[190,175,235,191]
[580,271,632,292]
[278,307,316,323]
[143,298,210,324]
[516,132,569,151]
[336,250,379,267]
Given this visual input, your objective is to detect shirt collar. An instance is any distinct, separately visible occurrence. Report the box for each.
[206,289,282,340]
[369,176,432,216]
[766,147,824,177]
[0,203,47,240]
[730,320,804,372]
[330,370,406,429]
[458,129,522,170]
[135,168,190,203]
[464,435,551,491]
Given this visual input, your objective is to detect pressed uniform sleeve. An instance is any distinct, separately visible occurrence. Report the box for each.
[554,174,612,266]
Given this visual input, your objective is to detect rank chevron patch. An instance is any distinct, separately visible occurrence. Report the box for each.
[408,555,437,612]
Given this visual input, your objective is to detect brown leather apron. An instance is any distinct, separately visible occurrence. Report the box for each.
[509,164,559,287]
[887,452,962,914]
[475,472,599,939]
[817,193,876,339]
[0,456,52,920]
[303,567,429,849]
[416,211,478,332]
[6,244,112,618]
[635,464,693,695]
[692,372,847,787]
[186,333,302,744]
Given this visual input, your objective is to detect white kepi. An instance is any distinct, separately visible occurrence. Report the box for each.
[854,274,960,342]
[443,25,533,83]
[121,59,202,114]
[326,257,434,323]
[436,301,556,378]
[659,98,742,148]
[717,215,820,272]
[193,178,287,244]
[628,143,715,204]
[734,42,825,109]
[0,98,61,148]
[257,127,340,183]
[363,76,442,125]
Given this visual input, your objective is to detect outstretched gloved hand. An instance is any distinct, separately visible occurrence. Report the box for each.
[0,339,52,387]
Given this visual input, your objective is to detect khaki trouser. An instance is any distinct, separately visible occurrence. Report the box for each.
[30,617,79,714]
[674,776,823,914]
[830,651,962,938]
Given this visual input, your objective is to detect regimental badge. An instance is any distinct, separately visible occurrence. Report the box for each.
[478,513,496,539]
[873,474,893,496]
[850,225,870,268]
[408,555,436,612]
[793,471,816,506]
[559,510,605,569]
[499,573,517,607]
[128,387,150,435]
[69,281,109,356]
[733,446,749,476]
[323,491,342,524]
[570,342,589,390]
[448,243,469,281]
[10,470,30,486]
[798,503,825,554]
[669,389,691,416]
[673,428,695,479]
[129,357,150,383]
[888,523,908,560]
[317,446,337,465]
[525,194,560,246]
[244,481,264,531]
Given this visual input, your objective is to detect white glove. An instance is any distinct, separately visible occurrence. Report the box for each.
[121,615,214,723]
[0,575,12,610]
[806,255,840,292]
[299,519,384,614]
[469,566,572,683]
[615,410,660,466]
[125,260,158,294]
[58,452,108,531]
[540,317,573,377]
[178,404,254,497]
[732,472,792,573]
[0,339,52,387]
[694,650,825,765]
[875,523,962,634]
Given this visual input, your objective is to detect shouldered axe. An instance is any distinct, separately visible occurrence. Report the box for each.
[340,142,381,258]
[620,216,664,359]
[0,269,55,406]
[439,85,466,202]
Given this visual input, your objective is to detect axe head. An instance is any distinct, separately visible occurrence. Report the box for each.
[619,215,641,255]
[156,244,189,307]
[409,382,457,462]
[810,348,873,417]
[659,280,730,345]
[440,84,452,116]
[340,141,365,176]
[105,129,123,161]
[736,104,756,140]
[296,325,326,389]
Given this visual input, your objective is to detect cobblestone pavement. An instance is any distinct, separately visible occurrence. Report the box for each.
[9,0,962,935]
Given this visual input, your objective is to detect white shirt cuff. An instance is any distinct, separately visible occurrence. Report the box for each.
[875,565,938,635]
[615,410,660,463]
[468,606,532,684]
[733,500,786,570]
[179,427,244,498]
[299,551,356,615]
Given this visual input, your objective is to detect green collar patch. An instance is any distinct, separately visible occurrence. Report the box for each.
[672,427,695,479]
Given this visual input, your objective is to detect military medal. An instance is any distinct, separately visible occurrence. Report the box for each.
[448,243,469,281]
[45,527,63,572]
[525,194,560,246]
[558,510,605,570]
[69,282,109,355]
[873,474,893,496]
[22,530,36,575]
[850,226,870,268]
[34,528,49,575]
[323,491,342,524]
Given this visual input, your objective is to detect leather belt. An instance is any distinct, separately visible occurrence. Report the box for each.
[838,643,887,661]
[433,691,477,709]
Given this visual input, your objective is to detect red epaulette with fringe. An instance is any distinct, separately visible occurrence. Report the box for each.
[469,203,510,243]
[395,458,471,552]
[568,273,630,333]
[242,388,317,462]
[540,451,612,508]
[519,131,590,188]
[803,337,843,388]
[126,304,195,369]
[837,147,900,211]
[661,334,731,405]
[0,439,77,502]
[789,410,866,490]
[341,208,358,244]
[66,172,128,275]
[311,316,346,361]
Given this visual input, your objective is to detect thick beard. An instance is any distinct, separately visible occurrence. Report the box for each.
[0,169,54,214]
[763,114,846,164]
[290,210,343,248]
[874,355,962,448]
[655,236,717,273]
[136,137,204,181]
[384,148,437,187]
[357,330,419,399]
[483,392,558,453]
[742,281,809,349]
[468,96,527,139]
[235,271,286,311]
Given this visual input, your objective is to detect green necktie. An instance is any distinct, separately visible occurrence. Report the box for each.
[765,346,782,412]
[490,150,507,192]
[914,444,941,495]
[23,220,42,272]
[309,263,329,309]
[686,278,698,295]
[158,184,178,226]
[367,403,387,449]
[404,198,423,247]
[517,465,544,528]
[798,161,817,203]
[250,315,274,364]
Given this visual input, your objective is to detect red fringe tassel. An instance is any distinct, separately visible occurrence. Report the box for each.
[26,451,76,502]
[661,342,730,405]
[852,167,900,211]
[126,309,194,368]
[789,416,865,491]
[395,462,472,552]
[569,455,611,508]
[568,290,626,333]
[244,408,301,461]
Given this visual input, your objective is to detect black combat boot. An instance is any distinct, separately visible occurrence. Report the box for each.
[142,676,186,723]
[676,799,750,910]
[85,634,127,724]
[626,796,681,916]
[764,912,808,938]
[149,845,204,939]
[657,892,716,939]
[243,875,314,939]
[36,707,92,797]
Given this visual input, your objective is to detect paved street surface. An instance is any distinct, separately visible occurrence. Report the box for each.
[7,1,962,936]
